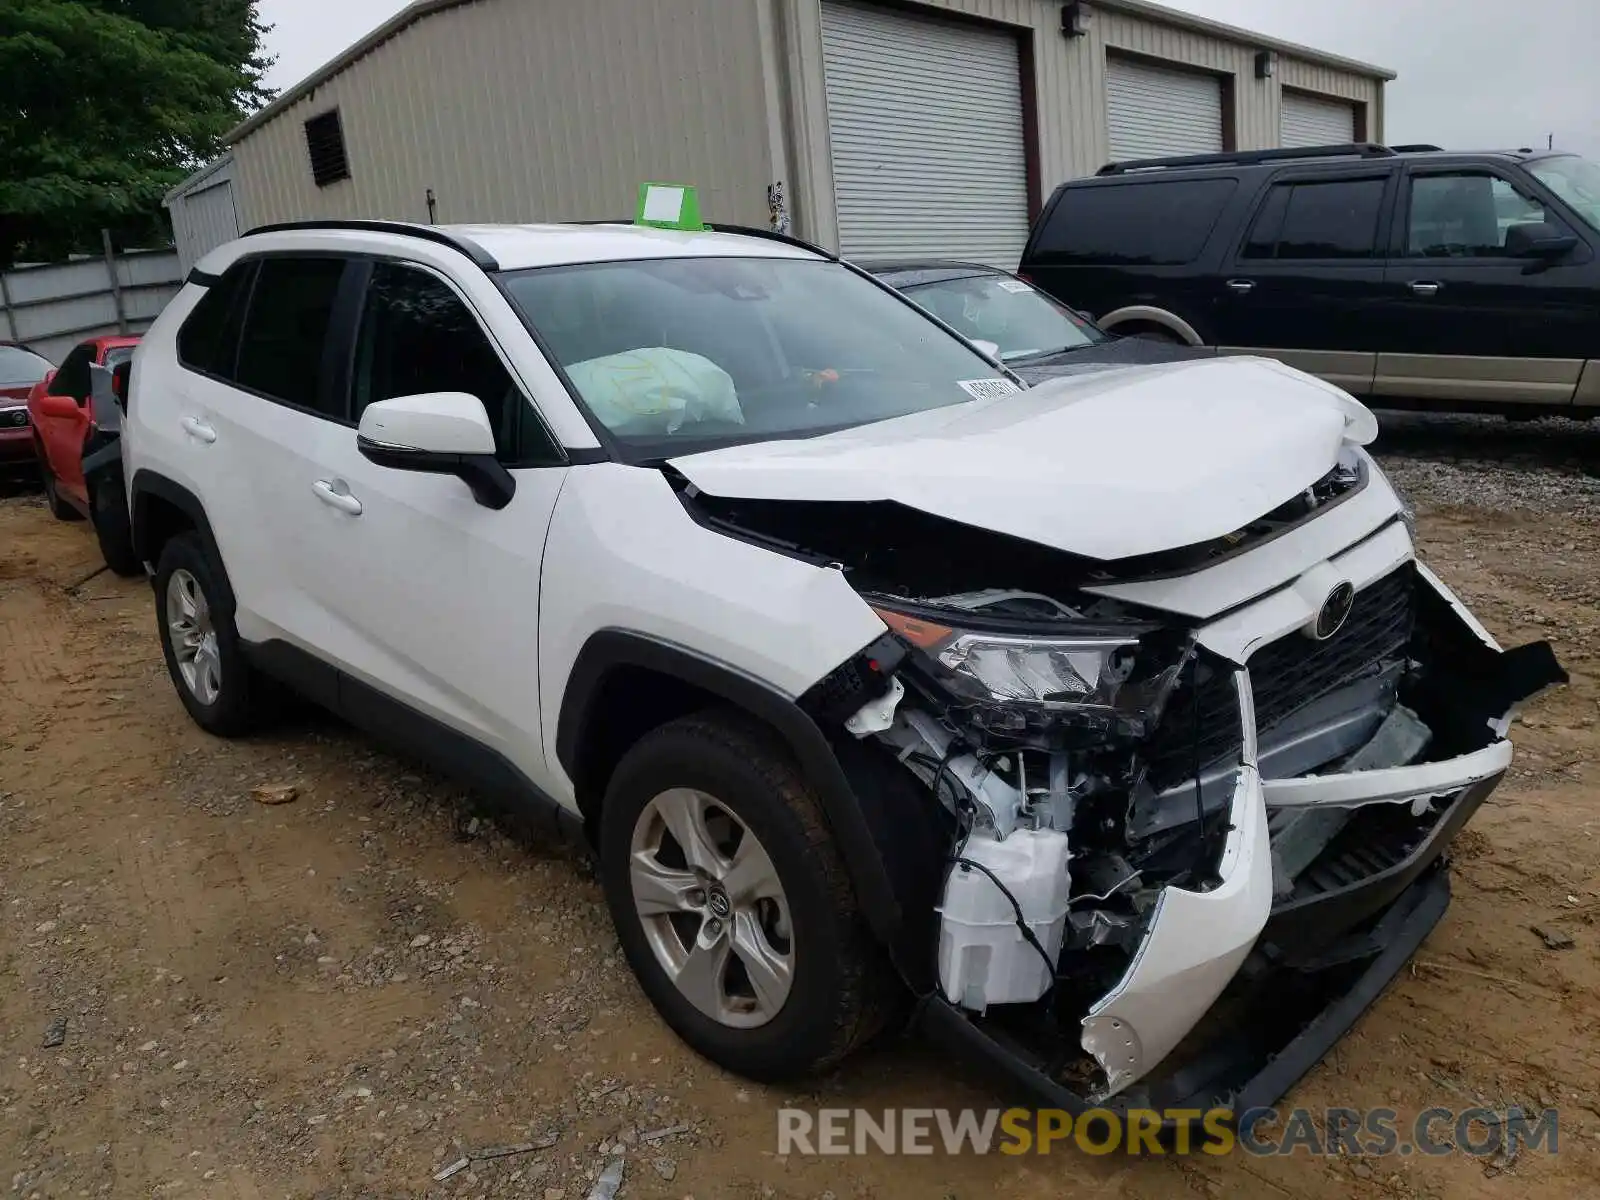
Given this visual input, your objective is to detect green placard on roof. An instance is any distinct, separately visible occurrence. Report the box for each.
[636,182,705,231]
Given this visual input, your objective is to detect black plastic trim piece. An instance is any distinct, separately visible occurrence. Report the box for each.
[243,639,583,844]
[128,470,234,607]
[244,220,500,271]
[556,629,902,941]
[187,267,222,287]
[918,865,1452,1131]
[1262,771,1500,954]
[357,437,517,509]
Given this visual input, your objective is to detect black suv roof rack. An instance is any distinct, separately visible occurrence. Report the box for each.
[1389,143,1445,153]
[244,220,500,270]
[1097,142,1399,176]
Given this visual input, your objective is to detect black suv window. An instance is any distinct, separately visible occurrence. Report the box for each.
[177,261,255,378]
[47,343,94,402]
[1243,177,1387,260]
[352,262,558,463]
[1406,172,1555,257]
[1036,178,1238,264]
[235,257,348,417]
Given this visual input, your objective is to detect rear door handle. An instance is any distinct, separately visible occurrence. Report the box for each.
[1226,279,1255,295]
[180,416,217,444]
[312,479,363,516]
[1409,281,1442,297]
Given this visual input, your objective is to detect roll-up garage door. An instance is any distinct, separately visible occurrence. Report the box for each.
[1281,91,1358,147]
[1106,58,1224,162]
[820,1,1031,268]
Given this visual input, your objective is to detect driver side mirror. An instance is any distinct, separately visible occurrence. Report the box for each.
[1504,221,1579,269]
[356,392,517,510]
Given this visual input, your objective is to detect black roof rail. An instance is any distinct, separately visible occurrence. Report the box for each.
[1097,142,1397,176]
[568,219,837,260]
[243,219,499,270]
[1390,143,1444,153]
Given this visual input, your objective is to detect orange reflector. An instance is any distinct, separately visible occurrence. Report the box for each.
[872,606,954,650]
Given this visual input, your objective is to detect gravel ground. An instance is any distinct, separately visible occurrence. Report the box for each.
[2,413,1599,1199]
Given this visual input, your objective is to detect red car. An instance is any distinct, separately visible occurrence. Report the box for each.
[27,334,140,518]
[1,342,56,475]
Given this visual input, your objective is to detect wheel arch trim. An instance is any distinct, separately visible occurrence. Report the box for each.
[556,629,902,943]
[1097,306,1205,346]
[129,469,235,610]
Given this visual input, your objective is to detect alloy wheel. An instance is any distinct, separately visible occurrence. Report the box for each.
[166,568,222,705]
[628,787,795,1028]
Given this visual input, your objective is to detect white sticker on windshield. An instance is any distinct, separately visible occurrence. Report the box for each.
[998,279,1033,293]
[958,378,1025,401]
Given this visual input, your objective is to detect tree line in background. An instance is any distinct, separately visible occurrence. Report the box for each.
[0,0,274,268]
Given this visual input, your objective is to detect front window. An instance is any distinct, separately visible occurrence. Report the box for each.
[897,273,1104,362]
[1527,155,1600,234]
[500,257,1010,457]
[0,345,52,388]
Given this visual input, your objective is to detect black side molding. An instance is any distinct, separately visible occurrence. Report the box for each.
[557,630,903,943]
[128,471,234,608]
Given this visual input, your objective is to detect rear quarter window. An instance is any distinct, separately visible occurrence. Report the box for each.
[1033,178,1239,265]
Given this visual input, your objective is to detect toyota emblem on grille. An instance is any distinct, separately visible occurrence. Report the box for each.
[1313,582,1357,641]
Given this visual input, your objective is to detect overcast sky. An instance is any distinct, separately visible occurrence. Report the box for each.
[257,0,1599,158]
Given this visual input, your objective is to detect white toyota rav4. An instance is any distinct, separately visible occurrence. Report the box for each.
[123,217,1563,1121]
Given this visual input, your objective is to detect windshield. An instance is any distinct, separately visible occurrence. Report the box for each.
[1528,155,1600,233]
[900,274,1104,361]
[0,346,52,387]
[500,257,1013,456]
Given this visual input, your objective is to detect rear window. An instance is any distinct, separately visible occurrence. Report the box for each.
[177,262,255,378]
[1242,177,1387,260]
[1032,178,1238,265]
[0,345,52,387]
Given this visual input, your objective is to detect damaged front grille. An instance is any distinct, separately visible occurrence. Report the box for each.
[1141,568,1416,791]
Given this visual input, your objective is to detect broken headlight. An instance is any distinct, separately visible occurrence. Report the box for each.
[871,603,1190,746]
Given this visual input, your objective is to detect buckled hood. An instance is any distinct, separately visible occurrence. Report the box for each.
[669,357,1378,561]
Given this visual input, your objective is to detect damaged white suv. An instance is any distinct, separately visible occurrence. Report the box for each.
[124,217,1564,1118]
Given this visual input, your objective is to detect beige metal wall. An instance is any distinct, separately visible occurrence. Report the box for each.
[230,0,779,231]
[778,0,1385,247]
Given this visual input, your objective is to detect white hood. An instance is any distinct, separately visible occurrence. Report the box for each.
[669,357,1377,561]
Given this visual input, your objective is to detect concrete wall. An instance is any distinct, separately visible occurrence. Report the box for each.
[229,0,780,232]
[0,250,182,364]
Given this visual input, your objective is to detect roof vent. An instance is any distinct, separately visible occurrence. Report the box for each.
[304,110,351,188]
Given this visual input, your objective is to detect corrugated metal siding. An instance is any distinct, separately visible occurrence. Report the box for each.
[819,2,1030,266]
[1105,58,1223,161]
[229,0,775,231]
[1281,91,1357,148]
[169,170,241,273]
[786,0,1385,247]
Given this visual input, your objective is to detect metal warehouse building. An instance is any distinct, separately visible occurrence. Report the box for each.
[171,0,1393,268]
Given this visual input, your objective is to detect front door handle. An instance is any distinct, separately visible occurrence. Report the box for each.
[1409,281,1442,297]
[1226,279,1255,295]
[312,479,363,516]
[180,416,217,444]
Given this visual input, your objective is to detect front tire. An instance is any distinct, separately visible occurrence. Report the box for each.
[599,711,893,1080]
[154,533,271,736]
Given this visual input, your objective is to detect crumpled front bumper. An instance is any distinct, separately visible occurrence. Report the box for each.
[919,561,1562,1117]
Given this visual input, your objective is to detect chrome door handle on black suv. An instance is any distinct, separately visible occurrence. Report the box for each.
[1226,279,1255,295]
[1409,281,1442,298]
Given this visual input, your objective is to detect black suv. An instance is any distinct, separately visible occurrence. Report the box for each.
[1019,143,1600,415]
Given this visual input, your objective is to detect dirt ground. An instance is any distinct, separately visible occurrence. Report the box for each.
[3,422,1599,1199]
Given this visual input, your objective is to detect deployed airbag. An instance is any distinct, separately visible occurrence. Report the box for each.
[567,347,744,434]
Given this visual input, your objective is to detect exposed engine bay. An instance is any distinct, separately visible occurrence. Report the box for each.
[678,465,1569,1105]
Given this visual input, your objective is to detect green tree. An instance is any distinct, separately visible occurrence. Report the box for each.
[0,0,273,265]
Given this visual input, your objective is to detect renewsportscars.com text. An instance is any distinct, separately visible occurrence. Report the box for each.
[776,1106,1560,1158]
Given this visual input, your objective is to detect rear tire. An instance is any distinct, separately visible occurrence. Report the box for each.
[154,533,272,736]
[40,463,82,521]
[89,475,141,577]
[599,710,895,1081]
